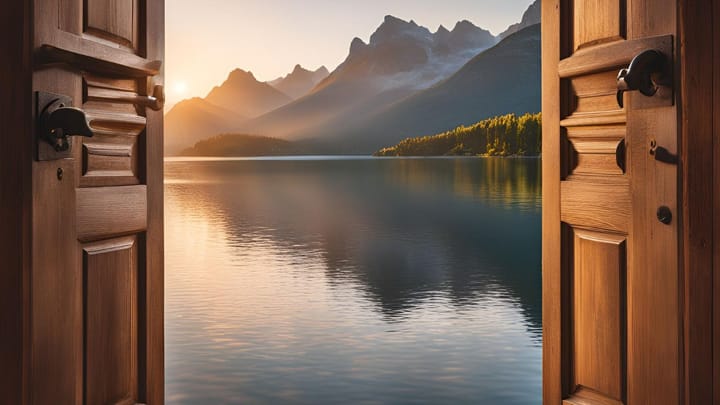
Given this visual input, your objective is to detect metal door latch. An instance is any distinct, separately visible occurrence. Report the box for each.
[617,49,668,108]
[36,91,93,160]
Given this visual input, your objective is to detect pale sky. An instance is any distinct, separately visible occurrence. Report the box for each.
[165,0,534,107]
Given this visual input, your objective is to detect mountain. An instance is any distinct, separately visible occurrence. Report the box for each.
[204,68,292,117]
[322,23,541,153]
[164,68,293,154]
[241,15,499,142]
[180,134,305,156]
[164,97,247,155]
[499,0,540,39]
[269,65,329,99]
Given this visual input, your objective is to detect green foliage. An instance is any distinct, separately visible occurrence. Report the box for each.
[374,113,542,157]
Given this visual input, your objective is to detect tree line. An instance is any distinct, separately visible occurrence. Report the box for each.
[374,113,542,157]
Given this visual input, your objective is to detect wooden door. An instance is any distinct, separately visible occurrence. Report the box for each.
[542,1,681,404]
[29,0,164,404]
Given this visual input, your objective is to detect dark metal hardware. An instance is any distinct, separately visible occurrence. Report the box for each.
[649,140,678,165]
[37,92,93,156]
[616,49,667,108]
[615,140,626,173]
[657,206,673,225]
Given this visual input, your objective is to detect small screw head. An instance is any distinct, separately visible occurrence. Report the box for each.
[57,167,63,180]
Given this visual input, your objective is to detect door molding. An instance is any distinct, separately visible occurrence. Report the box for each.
[0,0,32,403]
[678,0,716,403]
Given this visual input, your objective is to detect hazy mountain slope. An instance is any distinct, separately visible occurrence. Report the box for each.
[269,65,329,99]
[242,16,498,140]
[180,134,304,156]
[164,97,247,155]
[327,24,541,153]
[205,68,292,117]
[499,0,540,39]
[165,69,293,154]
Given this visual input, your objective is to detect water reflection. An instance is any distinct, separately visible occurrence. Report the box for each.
[165,157,542,404]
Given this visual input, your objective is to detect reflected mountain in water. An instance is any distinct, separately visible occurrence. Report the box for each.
[166,157,541,333]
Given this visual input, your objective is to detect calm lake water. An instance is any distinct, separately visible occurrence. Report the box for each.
[164,156,542,404]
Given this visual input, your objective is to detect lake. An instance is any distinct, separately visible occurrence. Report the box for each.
[164,156,542,404]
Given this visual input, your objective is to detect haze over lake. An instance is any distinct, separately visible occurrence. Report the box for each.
[164,157,542,404]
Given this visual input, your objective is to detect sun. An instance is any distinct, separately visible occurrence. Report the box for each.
[172,81,188,95]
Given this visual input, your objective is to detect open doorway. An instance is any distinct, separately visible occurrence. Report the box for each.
[163,1,542,403]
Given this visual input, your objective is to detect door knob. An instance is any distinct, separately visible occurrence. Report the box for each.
[616,49,667,108]
[109,84,165,111]
[37,92,93,152]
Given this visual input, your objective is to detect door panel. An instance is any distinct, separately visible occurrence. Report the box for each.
[573,0,624,50]
[32,0,163,403]
[85,0,140,50]
[84,236,139,405]
[573,230,626,402]
[543,0,679,404]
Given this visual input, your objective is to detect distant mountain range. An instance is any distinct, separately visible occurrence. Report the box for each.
[164,0,541,155]
[269,65,329,99]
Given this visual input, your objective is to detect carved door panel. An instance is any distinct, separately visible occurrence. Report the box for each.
[543,1,679,404]
[31,0,164,404]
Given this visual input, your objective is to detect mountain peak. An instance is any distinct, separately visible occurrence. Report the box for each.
[228,68,256,81]
[453,20,478,31]
[383,15,406,25]
[436,25,450,35]
[370,15,431,45]
[499,0,541,39]
[268,63,331,99]
[350,37,368,53]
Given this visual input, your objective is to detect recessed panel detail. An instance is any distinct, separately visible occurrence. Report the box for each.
[83,236,139,405]
[573,0,625,50]
[85,0,139,50]
[572,229,626,403]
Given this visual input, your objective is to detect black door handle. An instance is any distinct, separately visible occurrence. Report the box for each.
[616,49,667,108]
[37,92,93,152]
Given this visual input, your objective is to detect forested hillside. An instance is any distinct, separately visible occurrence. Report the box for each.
[374,113,541,157]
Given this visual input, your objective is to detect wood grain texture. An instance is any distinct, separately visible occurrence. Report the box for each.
[36,38,160,78]
[0,0,32,403]
[542,0,564,402]
[84,237,139,405]
[573,230,626,401]
[561,178,630,233]
[573,0,624,50]
[567,126,626,176]
[143,0,165,402]
[76,185,148,242]
[32,159,83,405]
[626,1,681,404]
[85,0,138,50]
[563,386,624,405]
[559,34,672,79]
[712,1,720,405]
[715,2,720,403]
[677,0,715,403]
[31,63,85,405]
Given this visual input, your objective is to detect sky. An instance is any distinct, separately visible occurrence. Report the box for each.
[165,0,535,107]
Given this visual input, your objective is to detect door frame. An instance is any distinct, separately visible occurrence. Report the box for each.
[680,1,716,403]
[0,0,33,403]
[542,0,718,403]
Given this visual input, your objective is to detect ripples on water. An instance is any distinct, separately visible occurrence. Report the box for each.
[165,157,542,404]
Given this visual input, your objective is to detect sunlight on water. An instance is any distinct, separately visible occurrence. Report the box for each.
[165,157,542,404]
